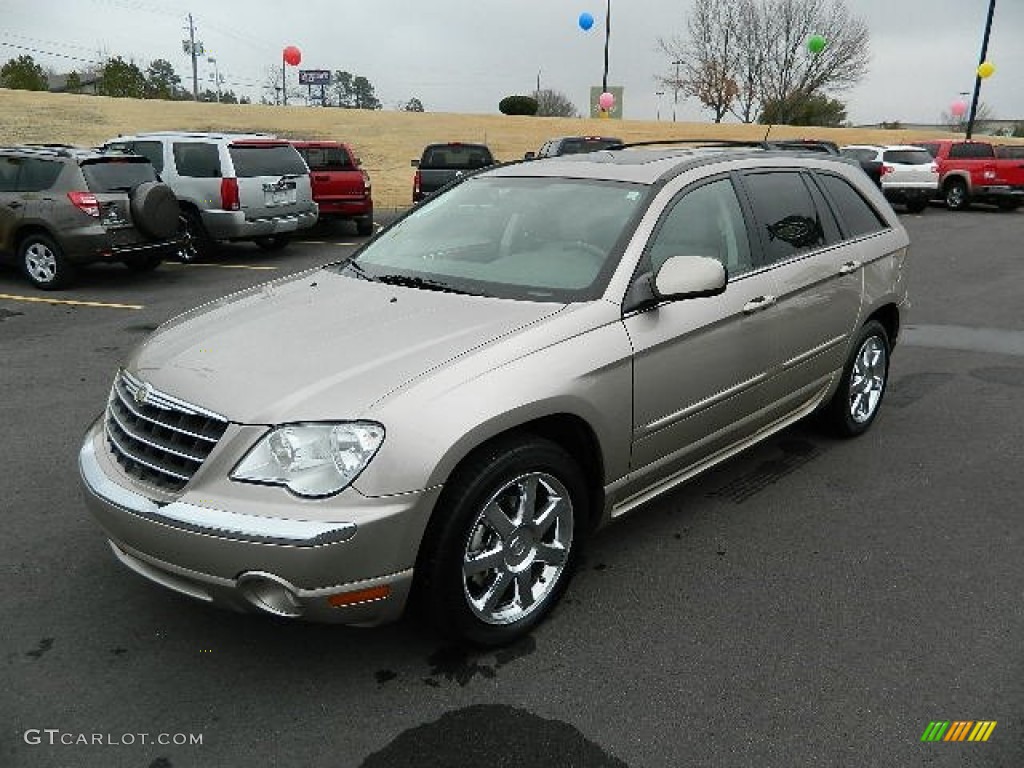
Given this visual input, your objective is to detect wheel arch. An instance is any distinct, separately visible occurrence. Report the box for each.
[941,172,971,193]
[865,302,900,346]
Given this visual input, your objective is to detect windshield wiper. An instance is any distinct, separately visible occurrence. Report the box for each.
[375,273,474,295]
[339,259,377,281]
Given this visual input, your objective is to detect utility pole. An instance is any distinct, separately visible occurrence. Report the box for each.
[966,0,997,140]
[655,90,665,121]
[672,59,682,122]
[181,14,203,101]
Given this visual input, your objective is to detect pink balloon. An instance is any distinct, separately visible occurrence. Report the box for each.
[950,100,967,117]
[598,91,615,110]
[283,46,301,67]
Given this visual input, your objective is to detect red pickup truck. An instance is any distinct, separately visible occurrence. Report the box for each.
[919,139,1024,211]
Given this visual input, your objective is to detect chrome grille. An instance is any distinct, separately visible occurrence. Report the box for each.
[104,370,228,492]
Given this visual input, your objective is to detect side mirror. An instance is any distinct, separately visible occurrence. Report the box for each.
[653,255,727,300]
[411,159,420,167]
[524,151,536,161]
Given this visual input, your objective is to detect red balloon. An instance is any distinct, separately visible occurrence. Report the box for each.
[283,46,301,67]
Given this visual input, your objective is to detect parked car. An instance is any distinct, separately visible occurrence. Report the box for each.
[840,145,938,212]
[767,139,883,187]
[0,145,182,289]
[412,142,495,202]
[289,140,373,236]
[79,144,909,646]
[103,132,318,258]
[916,139,1024,210]
[524,135,623,160]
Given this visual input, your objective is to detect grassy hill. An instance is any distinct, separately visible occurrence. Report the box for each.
[0,88,975,210]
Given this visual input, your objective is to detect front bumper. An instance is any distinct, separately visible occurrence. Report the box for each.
[78,423,440,625]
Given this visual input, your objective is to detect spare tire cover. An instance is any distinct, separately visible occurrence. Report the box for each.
[130,182,180,239]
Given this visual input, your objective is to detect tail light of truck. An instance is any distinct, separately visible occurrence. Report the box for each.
[413,170,422,199]
[220,177,240,211]
[67,191,100,217]
[361,169,371,194]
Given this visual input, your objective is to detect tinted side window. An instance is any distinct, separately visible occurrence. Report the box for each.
[18,158,63,192]
[646,178,753,277]
[841,148,878,164]
[131,141,164,173]
[741,172,827,265]
[173,142,221,178]
[918,142,940,158]
[815,173,887,238]
[949,142,994,159]
[0,157,22,192]
[882,149,933,165]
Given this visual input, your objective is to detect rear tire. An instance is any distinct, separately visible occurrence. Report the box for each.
[824,320,890,438]
[414,436,587,647]
[944,179,970,211]
[178,210,213,262]
[20,233,77,290]
[356,215,374,236]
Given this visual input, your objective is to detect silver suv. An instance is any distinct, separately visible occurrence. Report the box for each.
[79,143,909,646]
[104,132,317,259]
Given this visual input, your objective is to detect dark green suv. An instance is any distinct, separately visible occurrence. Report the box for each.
[0,145,182,289]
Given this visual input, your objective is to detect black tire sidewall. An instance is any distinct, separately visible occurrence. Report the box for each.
[828,320,891,437]
[179,210,211,261]
[945,181,969,210]
[417,437,588,647]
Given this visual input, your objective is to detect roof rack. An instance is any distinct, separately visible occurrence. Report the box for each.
[1,145,76,158]
[607,138,841,155]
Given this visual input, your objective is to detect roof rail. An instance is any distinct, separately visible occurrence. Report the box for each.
[608,139,770,151]
[2,145,75,157]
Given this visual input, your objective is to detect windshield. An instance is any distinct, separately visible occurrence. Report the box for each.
[297,146,354,170]
[882,149,933,166]
[345,176,648,301]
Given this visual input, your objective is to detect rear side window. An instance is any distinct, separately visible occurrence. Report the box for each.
[949,143,994,159]
[815,173,887,239]
[0,157,19,192]
[420,145,493,169]
[228,144,308,177]
[741,171,828,265]
[883,149,934,166]
[918,143,940,158]
[558,138,622,155]
[297,146,353,171]
[173,142,221,178]
[16,158,63,192]
[995,145,1024,159]
[81,159,159,192]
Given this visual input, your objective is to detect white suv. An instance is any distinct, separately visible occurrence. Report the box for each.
[840,145,938,213]
[104,132,318,259]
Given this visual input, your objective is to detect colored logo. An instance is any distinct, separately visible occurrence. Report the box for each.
[921,721,997,742]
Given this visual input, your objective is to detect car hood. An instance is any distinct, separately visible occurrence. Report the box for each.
[128,268,566,423]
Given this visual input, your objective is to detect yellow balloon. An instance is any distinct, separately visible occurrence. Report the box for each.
[978,61,995,79]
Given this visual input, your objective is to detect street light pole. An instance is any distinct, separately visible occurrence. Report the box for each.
[671,59,682,122]
[966,0,997,140]
[601,0,611,94]
[655,90,665,121]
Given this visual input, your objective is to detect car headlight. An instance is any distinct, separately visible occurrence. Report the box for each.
[231,422,384,498]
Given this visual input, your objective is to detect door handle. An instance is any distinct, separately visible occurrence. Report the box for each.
[7,201,22,209]
[839,260,862,275]
[742,295,777,314]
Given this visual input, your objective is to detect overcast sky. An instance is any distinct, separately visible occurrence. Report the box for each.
[2,0,1022,124]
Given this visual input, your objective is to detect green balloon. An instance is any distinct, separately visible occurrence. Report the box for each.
[808,35,826,54]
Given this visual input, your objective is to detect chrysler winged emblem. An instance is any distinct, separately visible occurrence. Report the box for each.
[134,382,152,405]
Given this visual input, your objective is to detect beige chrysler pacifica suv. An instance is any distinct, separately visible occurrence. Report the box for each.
[79,143,910,646]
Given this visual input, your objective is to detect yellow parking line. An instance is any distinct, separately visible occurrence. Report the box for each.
[166,263,278,271]
[0,293,143,310]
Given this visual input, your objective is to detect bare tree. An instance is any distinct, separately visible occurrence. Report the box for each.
[657,0,869,124]
[534,89,578,118]
[657,0,738,123]
[941,102,995,133]
[756,0,869,114]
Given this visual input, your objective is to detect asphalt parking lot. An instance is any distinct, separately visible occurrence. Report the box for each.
[2,207,1022,768]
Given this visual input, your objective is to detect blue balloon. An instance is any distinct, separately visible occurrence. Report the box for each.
[578,12,594,31]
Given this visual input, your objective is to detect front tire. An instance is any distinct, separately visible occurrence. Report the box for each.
[356,215,374,237]
[178,210,213,262]
[254,234,291,251]
[415,437,587,647]
[20,233,77,290]
[944,179,970,211]
[824,320,890,437]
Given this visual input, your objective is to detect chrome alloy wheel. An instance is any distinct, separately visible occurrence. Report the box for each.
[461,472,574,625]
[24,242,58,284]
[849,336,887,424]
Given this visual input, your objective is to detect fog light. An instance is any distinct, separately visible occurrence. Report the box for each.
[237,572,303,618]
